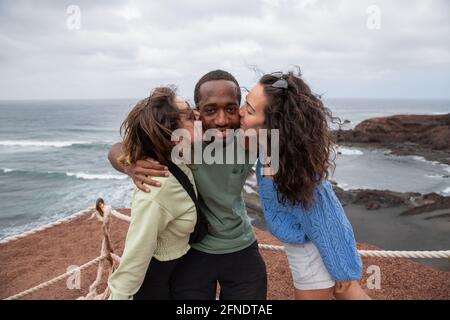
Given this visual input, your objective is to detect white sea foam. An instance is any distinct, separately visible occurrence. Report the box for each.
[440,187,450,195]
[336,182,352,190]
[1,168,127,180]
[411,156,450,173]
[411,156,441,166]
[335,182,374,191]
[65,172,128,180]
[0,140,92,148]
[425,174,446,179]
[337,147,364,156]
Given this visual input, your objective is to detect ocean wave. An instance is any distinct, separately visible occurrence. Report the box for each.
[432,112,449,115]
[335,182,373,191]
[1,168,40,175]
[1,168,127,181]
[65,172,128,180]
[0,140,93,148]
[337,147,364,156]
[411,156,450,173]
[411,156,440,165]
[440,187,450,196]
[69,142,113,150]
[425,174,449,179]
[336,182,352,190]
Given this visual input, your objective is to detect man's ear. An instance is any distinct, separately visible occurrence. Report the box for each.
[194,110,200,120]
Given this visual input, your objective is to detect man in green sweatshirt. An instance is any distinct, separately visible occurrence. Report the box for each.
[108,70,267,299]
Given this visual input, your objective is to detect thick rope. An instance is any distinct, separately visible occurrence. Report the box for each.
[357,250,450,259]
[78,204,117,300]
[4,254,108,300]
[4,203,118,301]
[0,207,94,245]
[110,209,131,223]
[258,244,450,259]
[109,211,450,259]
[4,204,450,300]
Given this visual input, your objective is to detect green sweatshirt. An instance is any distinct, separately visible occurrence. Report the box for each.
[188,136,256,254]
[108,162,197,300]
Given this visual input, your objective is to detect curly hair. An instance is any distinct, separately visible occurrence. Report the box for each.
[259,70,339,208]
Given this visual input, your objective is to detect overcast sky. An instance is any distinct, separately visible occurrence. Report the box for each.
[1,0,449,100]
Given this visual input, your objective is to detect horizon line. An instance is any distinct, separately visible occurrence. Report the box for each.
[1,96,450,102]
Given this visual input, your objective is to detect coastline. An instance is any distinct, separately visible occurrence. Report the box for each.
[335,113,450,165]
[339,140,450,166]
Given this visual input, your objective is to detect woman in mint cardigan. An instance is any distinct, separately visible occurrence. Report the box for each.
[108,87,198,300]
[239,71,370,300]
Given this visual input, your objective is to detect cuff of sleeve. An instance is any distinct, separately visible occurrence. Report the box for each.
[108,291,133,300]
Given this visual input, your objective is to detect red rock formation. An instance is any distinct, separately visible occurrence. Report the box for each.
[337,114,450,150]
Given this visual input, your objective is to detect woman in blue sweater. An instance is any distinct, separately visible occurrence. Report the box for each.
[239,70,370,300]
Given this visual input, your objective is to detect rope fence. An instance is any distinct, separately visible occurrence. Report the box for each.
[3,201,449,300]
[258,244,450,259]
[0,207,94,245]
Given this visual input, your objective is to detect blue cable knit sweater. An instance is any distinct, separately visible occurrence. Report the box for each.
[256,160,362,281]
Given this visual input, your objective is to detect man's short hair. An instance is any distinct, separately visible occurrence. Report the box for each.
[194,70,241,106]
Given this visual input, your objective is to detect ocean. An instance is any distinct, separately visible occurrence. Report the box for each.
[1,98,449,239]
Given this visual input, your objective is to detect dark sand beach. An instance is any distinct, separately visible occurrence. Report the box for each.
[244,186,450,272]
[0,207,449,300]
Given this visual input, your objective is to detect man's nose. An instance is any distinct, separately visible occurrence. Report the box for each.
[215,109,228,127]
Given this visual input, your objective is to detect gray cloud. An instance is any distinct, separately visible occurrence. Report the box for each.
[0,0,449,99]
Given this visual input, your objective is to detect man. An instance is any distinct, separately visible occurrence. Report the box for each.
[108,70,267,299]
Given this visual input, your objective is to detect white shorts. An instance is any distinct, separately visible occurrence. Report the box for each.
[284,241,335,290]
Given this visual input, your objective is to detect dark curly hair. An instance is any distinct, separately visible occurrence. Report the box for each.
[260,70,339,208]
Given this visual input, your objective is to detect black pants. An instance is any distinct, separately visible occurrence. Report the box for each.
[170,241,267,300]
[134,257,180,300]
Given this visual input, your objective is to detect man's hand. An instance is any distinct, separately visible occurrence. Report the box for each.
[124,158,169,192]
[108,143,169,192]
